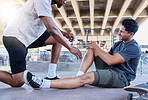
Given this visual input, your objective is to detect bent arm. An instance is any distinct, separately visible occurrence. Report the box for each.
[40,16,82,60]
[94,45,125,66]
[40,16,72,50]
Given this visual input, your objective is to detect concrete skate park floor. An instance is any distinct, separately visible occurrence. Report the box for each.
[0,61,148,100]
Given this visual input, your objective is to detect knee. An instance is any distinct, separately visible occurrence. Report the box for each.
[87,49,94,54]
[80,72,95,84]
[58,43,62,48]
[81,73,91,80]
[11,73,24,87]
[55,41,62,48]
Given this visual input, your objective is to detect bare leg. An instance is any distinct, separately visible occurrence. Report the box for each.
[50,71,95,89]
[79,49,95,73]
[45,36,62,64]
[0,71,24,87]
[50,42,62,63]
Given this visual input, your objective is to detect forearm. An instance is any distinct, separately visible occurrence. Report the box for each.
[40,16,72,50]
[47,28,72,50]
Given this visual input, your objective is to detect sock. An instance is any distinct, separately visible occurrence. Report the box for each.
[40,79,51,88]
[76,71,84,76]
[47,63,57,78]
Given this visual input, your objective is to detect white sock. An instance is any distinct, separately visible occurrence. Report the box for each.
[47,63,57,78]
[40,79,51,88]
[76,71,84,76]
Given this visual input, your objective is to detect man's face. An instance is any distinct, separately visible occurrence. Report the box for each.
[55,0,67,8]
[117,25,133,42]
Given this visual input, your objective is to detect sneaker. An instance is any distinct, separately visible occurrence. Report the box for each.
[44,76,60,80]
[23,70,43,89]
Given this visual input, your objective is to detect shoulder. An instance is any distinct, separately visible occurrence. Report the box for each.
[125,40,141,54]
[127,40,140,49]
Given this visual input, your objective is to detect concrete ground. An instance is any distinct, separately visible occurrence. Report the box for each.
[0,62,148,100]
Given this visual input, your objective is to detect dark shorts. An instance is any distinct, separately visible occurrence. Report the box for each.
[92,56,126,88]
[3,32,50,74]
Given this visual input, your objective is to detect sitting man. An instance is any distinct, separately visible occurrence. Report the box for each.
[24,18,141,89]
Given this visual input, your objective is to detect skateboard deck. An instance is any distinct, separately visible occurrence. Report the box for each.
[124,83,148,100]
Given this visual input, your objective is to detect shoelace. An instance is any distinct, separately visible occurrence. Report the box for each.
[32,75,43,85]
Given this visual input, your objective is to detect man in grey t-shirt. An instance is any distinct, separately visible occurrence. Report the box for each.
[1,0,82,87]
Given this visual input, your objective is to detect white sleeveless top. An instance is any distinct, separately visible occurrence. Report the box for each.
[3,0,52,47]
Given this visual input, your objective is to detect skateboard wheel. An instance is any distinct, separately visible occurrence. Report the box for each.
[127,93,133,100]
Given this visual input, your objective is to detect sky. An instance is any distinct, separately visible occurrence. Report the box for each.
[134,20,148,45]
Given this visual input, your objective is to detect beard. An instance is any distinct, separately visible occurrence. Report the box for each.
[55,1,62,8]
[118,35,122,40]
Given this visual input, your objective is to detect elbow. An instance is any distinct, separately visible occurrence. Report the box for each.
[108,62,114,66]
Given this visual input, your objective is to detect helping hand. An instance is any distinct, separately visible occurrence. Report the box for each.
[69,47,82,60]
[64,32,75,42]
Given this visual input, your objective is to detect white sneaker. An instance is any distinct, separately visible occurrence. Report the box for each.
[23,70,43,89]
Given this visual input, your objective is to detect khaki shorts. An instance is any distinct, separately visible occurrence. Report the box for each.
[92,56,126,88]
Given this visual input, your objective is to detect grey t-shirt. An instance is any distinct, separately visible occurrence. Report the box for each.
[109,39,141,86]
[4,0,52,47]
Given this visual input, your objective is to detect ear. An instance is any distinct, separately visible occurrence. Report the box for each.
[130,32,134,36]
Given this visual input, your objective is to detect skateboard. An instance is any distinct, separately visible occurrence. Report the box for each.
[124,83,148,100]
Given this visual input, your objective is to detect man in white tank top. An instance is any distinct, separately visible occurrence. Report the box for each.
[1,0,82,87]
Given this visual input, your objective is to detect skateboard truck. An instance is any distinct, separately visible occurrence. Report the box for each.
[125,83,148,100]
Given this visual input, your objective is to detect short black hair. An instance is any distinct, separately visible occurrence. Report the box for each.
[122,18,139,34]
